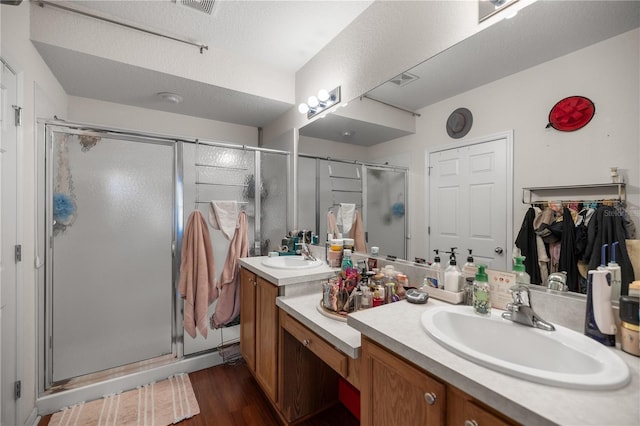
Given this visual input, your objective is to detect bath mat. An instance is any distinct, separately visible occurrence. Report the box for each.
[49,373,200,425]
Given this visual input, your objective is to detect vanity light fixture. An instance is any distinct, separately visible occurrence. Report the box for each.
[298,86,341,119]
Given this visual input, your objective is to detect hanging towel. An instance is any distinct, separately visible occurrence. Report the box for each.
[208,201,238,240]
[327,211,339,239]
[211,211,249,328]
[179,211,216,339]
[337,203,356,234]
[350,210,367,253]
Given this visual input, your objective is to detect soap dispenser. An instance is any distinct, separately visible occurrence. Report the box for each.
[585,269,616,346]
[472,265,491,315]
[444,248,463,293]
[462,249,477,286]
[513,256,530,285]
[428,249,443,288]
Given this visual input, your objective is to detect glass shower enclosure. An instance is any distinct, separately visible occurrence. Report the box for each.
[40,123,289,390]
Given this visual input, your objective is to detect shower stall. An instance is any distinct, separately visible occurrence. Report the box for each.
[38,123,289,397]
[298,155,408,259]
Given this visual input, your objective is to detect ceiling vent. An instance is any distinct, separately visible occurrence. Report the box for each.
[389,72,419,87]
[177,0,216,15]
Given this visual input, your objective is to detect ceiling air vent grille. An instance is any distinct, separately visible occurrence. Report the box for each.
[389,72,419,87]
[179,0,216,15]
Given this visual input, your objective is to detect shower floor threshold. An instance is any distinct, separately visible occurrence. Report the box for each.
[45,354,177,394]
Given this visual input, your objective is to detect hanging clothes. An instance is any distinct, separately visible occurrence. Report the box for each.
[211,211,249,328]
[584,205,635,295]
[179,210,216,339]
[515,207,542,284]
[558,207,579,292]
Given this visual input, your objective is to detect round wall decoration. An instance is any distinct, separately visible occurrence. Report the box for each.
[446,107,473,139]
[546,96,595,132]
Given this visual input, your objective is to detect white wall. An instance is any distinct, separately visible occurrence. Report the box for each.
[1,1,68,423]
[370,29,640,260]
[68,97,258,145]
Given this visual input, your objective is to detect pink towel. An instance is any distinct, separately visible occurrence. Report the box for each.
[350,210,367,253]
[327,211,339,239]
[179,211,216,338]
[211,211,249,328]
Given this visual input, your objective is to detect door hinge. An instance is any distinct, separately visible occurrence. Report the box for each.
[15,244,22,262]
[12,105,22,127]
[15,380,21,399]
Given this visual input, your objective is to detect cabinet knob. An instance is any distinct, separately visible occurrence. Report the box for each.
[302,339,310,347]
[464,420,479,426]
[423,392,437,405]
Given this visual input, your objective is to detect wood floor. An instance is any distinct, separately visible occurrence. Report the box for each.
[38,361,360,426]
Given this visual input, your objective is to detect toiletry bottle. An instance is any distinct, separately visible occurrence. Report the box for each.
[341,249,354,273]
[360,286,372,309]
[513,256,530,285]
[472,265,491,315]
[462,249,477,287]
[585,269,616,346]
[428,249,442,288]
[444,250,463,293]
[606,242,622,301]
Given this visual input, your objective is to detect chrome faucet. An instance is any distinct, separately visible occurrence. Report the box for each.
[501,285,555,331]
[299,241,317,261]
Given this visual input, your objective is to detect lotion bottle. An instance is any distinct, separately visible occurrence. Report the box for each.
[444,250,463,293]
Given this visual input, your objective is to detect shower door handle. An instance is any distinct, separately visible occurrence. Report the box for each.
[171,241,176,257]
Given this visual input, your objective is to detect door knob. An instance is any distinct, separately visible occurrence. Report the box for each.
[423,392,437,405]
[495,247,504,254]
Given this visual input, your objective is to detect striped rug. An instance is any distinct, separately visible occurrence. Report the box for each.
[49,373,200,426]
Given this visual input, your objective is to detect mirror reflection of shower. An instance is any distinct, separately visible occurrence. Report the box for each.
[298,155,408,259]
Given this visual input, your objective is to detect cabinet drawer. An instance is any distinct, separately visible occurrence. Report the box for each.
[281,311,348,377]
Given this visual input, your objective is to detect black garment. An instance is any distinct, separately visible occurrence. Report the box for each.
[558,207,579,292]
[515,207,542,285]
[584,205,635,295]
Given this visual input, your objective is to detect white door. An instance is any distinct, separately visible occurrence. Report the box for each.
[428,134,512,270]
[1,59,20,426]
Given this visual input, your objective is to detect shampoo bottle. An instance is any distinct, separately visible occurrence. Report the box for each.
[472,265,491,315]
[513,256,531,285]
[462,249,477,305]
[428,249,443,288]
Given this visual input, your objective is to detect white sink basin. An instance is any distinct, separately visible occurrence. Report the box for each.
[261,256,324,270]
[421,306,630,390]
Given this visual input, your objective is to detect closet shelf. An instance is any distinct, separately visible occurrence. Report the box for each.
[522,183,626,205]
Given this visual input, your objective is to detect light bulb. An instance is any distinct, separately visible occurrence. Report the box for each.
[298,103,310,114]
[317,89,330,102]
[307,96,319,108]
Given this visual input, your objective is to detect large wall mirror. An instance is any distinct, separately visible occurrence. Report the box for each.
[297,0,639,295]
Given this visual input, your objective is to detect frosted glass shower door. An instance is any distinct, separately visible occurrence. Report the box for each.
[49,132,174,383]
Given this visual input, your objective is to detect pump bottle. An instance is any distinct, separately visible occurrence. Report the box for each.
[462,249,477,305]
[444,248,463,293]
[607,242,622,301]
[472,265,491,315]
[513,256,530,285]
[428,249,443,288]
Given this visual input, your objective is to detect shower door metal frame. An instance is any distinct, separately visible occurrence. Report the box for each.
[42,124,180,390]
[38,121,291,393]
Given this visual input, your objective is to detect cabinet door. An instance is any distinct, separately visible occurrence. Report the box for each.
[447,385,517,426]
[255,277,279,402]
[361,338,445,426]
[239,268,256,372]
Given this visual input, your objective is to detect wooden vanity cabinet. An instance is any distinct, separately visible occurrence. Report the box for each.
[239,268,279,403]
[447,385,517,426]
[361,337,446,426]
[360,336,518,426]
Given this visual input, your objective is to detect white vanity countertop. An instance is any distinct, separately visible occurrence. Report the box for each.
[347,299,640,426]
[239,256,338,286]
[276,292,361,359]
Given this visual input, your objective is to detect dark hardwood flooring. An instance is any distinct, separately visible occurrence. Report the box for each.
[38,361,359,426]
